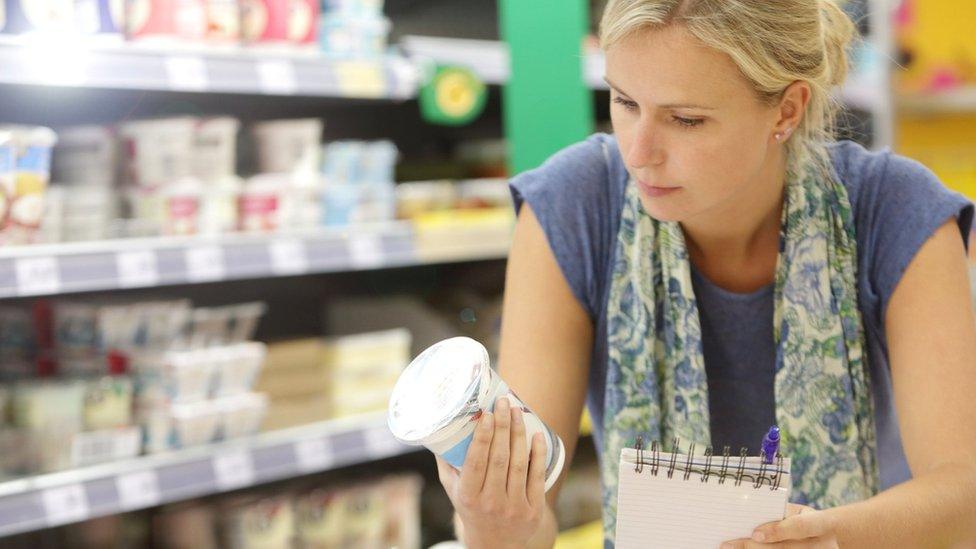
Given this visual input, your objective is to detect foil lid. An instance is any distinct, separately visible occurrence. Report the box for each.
[387,337,489,443]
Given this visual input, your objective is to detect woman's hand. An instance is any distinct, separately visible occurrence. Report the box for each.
[434,397,549,549]
[721,504,839,548]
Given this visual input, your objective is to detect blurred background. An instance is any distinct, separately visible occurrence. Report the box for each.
[0,0,971,547]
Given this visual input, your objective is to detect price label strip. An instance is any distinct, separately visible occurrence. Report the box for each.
[116,250,160,288]
[256,59,298,95]
[185,246,226,283]
[364,427,405,459]
[334,61,386,98]
[116,470,161,511]
[41,484,90,526]
[294,437,335,473]
[269,239,308,275]
[15,256,62,296]
[165,56,209,92]
[213,450,255,491]
[348,234,384,270]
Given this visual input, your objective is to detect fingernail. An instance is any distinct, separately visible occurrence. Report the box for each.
[752,531,765,542]
[512,406,523,424]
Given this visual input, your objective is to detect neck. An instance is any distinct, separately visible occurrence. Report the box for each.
[681,150,787,291]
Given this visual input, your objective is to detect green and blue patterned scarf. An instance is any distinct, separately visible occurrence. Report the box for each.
[601,163,880,545]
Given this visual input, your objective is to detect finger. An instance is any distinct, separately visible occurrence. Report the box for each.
[526,432,547,509]
[506,404,529,497]
[458,411,494,499]
[435,455,459,492]
[483,397,512,496]
[753,507,828,544]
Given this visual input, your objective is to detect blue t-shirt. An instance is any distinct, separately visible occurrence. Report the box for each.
[509,133,973,491]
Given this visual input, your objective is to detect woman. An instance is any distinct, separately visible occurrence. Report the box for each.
[435,1,976,547]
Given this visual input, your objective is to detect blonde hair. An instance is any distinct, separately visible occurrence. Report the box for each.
[599,0,857,178]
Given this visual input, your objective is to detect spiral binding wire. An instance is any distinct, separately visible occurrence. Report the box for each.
[631,438,785,490]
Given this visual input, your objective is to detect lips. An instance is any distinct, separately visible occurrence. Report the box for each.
[636,179,681,198]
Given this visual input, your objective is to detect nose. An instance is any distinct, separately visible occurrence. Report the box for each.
[624,118,665,170]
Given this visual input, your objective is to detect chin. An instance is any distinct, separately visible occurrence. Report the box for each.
[638,196,686,223]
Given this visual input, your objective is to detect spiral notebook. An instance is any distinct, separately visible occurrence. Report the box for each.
[615,438,792,549]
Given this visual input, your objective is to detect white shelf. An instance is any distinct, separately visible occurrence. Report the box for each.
[898,87,976,115]
[0,35,419,99]
[0,221,512,298]
[0,413,417,537]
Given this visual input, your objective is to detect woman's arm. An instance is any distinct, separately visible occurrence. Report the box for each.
[849,218,976,547]
[443,203,594,548]
[737,219,976,548]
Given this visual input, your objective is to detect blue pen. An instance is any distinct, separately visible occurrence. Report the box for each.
[761,426,780,464]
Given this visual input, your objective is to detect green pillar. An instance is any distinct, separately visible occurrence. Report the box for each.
[499,0,594,174]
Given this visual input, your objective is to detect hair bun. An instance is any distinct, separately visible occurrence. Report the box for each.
[819,0,857,87]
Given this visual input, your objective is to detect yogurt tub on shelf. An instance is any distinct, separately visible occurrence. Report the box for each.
[387,337,565,492]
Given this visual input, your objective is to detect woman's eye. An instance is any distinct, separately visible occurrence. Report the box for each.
[612,96,638,111]
[673,116,705,128]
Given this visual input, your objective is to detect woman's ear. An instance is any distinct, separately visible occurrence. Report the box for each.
[773,81,811,142]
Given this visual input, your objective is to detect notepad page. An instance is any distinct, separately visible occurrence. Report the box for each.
[615,453,791,549]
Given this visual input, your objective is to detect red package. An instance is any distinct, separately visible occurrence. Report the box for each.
[126,0,207,41]
[287,0,319,44]
[241,0,317,44]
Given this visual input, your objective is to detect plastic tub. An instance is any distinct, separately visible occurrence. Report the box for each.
[132,348,218,404]
[52,125,117,186]
[1,0,76,33]
[238,173,283,232]
[251,119,323,175]
[319,15,390,57]
[125,0,207,42]
[388,337,566,491]
[214,392,268,440]
[192,117,240,182]
[0,126,57,245]
[212,342,267,397]
[118,118,196,188]
[322,0,385,18]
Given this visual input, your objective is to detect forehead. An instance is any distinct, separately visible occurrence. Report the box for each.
[604,25,757,106]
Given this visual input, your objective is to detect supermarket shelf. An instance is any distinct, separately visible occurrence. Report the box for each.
[898,87,976,115]
[0,35,419,99]
[0,413,416,537]
[402,35,885,112]
[0,222,512,299]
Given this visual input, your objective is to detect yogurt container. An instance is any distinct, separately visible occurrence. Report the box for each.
[125,0,207,42]
[75,0,124,35]
[388,337,565,491]
[321,0,384,18]
[52,125,117,186]
[118,117,196,189]
[319,15,390,57]
[192,117,240,182]
[1,0,76,34]
[251,118,323,175]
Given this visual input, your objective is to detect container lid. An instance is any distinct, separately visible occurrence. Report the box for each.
[387,337,489,444]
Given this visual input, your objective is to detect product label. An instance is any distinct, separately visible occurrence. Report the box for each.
[174,0,207,39]
[240,0,269,41]
[286,0,314,42]
[21,0,74,31]
[109,0,125,29]
[206,0,240,40]
[125,0,151,35]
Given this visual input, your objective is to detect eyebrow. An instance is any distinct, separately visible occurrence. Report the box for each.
[603,76,717,111]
